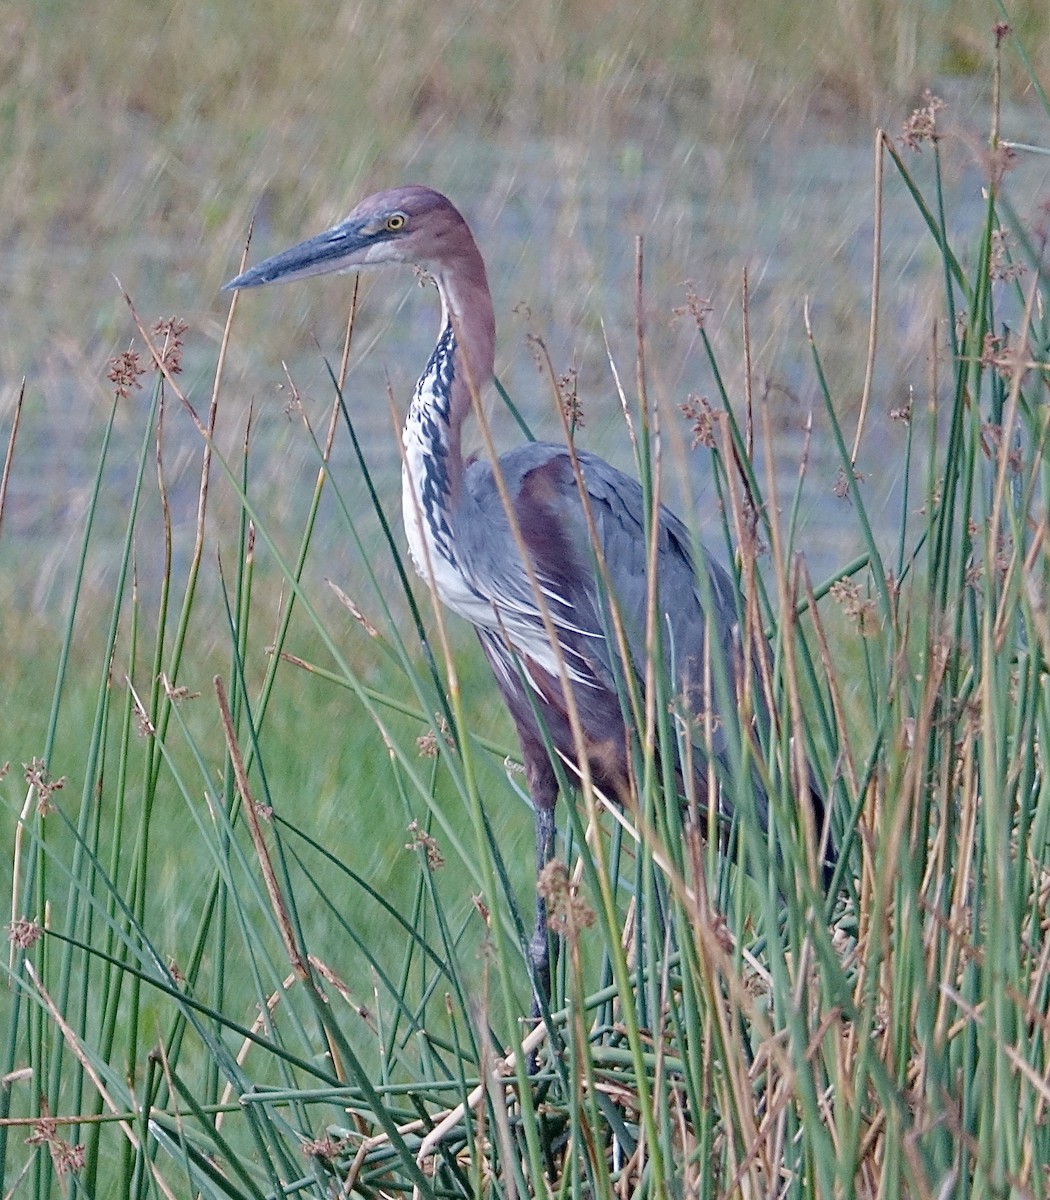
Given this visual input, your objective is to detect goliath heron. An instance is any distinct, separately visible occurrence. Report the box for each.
[224,185,831,1005]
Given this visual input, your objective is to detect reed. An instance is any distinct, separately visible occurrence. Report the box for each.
[2,36,1050,1199]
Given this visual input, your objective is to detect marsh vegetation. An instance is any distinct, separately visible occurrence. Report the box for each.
[2,4,1050,1197]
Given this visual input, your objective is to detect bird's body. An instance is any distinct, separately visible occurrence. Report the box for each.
[225,185,829,1007]
[431,439,741,800]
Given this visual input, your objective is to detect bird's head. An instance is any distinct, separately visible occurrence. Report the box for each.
[223,185,474,291]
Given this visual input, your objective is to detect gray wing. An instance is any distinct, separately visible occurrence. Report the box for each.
[460,442,747,753]
[460,442,830,876]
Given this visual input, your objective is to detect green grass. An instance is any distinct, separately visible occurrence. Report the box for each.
[4,13,1050,1200]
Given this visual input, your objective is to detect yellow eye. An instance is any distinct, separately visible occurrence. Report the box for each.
[386,213,406,231]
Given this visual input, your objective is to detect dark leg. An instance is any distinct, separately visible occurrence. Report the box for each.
[529,803,557,1013]
[523,747,559,1018]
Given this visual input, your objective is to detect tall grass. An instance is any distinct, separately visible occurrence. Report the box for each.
[3,45,1050,1200]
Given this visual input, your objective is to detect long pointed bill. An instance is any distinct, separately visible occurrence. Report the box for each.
[223,218,376,291]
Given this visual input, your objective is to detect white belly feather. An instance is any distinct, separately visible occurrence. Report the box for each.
[401,398,495,631]
[401,352,596,690]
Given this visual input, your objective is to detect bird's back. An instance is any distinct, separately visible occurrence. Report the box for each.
[457,442,757,810]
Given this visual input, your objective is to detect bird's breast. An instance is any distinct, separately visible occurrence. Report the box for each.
[400,440,494,629]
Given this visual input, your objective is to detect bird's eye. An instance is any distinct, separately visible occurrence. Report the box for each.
[386,213,407,231]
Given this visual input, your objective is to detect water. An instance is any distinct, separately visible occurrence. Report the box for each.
[2,90,1047,614]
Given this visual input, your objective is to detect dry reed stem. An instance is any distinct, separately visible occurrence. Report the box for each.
[851,129,887,466]
[154,387,172,598]
[601,317,638,450]
[756,389,822,877]
[0,376,25,541]
[214,675,307,979]
[989,269,1044,650]
[800,563,860,796]
[531,331,647,743]
[213,674,349,1086]
[635,236,670,812]
[479,1008,521,1200]
[742,267,754,460]
[23,962,180,1200]
[717,288,769,773]
[214,967,295,1133]
[413,1022,549,1164]
[6,383,32,971]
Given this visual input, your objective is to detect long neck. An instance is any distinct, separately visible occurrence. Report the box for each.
[429,247,496,467]
[402,242,495,573]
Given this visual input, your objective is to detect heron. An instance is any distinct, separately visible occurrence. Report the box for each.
[224,185,832,1007]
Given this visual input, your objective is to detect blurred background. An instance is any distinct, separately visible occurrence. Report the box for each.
[1,0,1049,609]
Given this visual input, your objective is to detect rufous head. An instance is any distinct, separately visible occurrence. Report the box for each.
[224,186,478,290]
